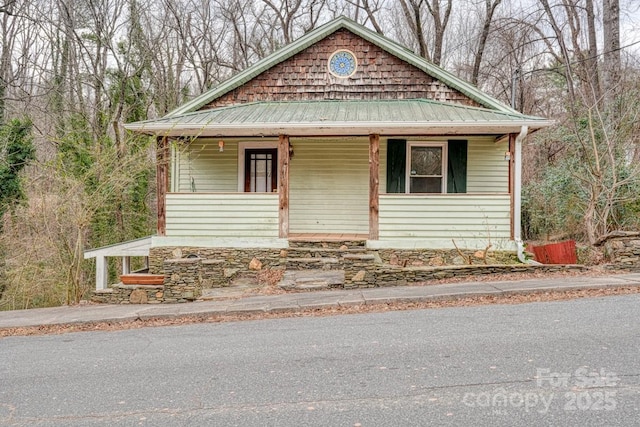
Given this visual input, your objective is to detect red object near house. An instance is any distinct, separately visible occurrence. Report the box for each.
[120,274,165,285]
[531,240,578,264]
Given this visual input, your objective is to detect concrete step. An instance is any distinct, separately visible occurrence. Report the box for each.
[285,257,342,270]
[285,247,368,259]
[288,239,367,249]
[277,269,345,291]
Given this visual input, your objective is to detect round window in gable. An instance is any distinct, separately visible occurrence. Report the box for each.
[328,49,357,78]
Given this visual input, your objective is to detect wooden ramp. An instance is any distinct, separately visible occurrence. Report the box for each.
[84,236,153,290]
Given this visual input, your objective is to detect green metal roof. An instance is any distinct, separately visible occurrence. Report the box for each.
[126,99,553,137]
[166,16,520,117]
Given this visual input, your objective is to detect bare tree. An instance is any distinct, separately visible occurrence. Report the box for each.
[262,0,304,44]
[398,0,430,59]
[396,0,452,65]
[423,0,452,65]
[602,0,620,101]
[345,0,385,34]
[471,0,502,86]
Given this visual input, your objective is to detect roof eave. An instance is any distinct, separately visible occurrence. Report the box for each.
[125,120,555,138]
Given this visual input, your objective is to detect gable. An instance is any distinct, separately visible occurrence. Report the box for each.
[202,29,481,110]
[163,17,534,118]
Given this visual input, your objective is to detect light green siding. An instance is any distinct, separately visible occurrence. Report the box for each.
[467,138,508,193]
[167,136,510,244]
[174,139,239,192]
[379,139,387,194]
[165,193,279,238]
[378,194,511,248]
[289,137,370,234]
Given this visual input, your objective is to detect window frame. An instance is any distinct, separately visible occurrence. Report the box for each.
[405,141,448,194]
[237,141,279,192]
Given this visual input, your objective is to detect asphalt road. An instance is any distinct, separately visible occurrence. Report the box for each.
[1,295,640,426]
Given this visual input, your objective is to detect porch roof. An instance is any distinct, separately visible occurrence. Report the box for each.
[83,236,152,259]
[125,99,553,138]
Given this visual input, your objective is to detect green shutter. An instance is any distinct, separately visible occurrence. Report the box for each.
[447,140,467,193]
[386,139,406,193]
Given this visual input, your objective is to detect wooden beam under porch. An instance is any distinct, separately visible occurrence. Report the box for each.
[288,233,368,242]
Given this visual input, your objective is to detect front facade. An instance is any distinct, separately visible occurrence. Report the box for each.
[126,17,552,259]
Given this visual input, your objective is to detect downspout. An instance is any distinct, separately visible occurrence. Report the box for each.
[514,125,529,263]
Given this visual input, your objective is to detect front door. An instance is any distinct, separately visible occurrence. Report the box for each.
[244,148,277,192]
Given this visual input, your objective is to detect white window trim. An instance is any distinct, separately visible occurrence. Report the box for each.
[406,141,448,194]
[237,141,279,192]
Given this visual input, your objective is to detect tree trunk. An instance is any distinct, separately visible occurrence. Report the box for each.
[399,0,429,59]
[602,0,620,102]
[471,0,502,86]
[585,0,601,102]
[425,0,453,66]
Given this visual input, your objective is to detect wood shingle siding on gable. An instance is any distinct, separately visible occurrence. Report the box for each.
[202,29,480,110]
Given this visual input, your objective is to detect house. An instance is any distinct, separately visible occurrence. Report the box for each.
[88,16,553,296]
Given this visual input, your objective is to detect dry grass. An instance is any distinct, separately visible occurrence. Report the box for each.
[250,268,287,295]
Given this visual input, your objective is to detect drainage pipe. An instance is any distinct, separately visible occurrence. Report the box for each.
[514,125,528,263]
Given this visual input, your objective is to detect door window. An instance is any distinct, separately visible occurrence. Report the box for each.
[244,148,277,192]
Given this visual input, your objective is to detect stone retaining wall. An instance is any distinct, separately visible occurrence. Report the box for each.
[149,247,284,274]
[377,249,518,267]
[92,285,164,304]
[95,245,588,304]
[344,263,589,289]
[604,237,640,269]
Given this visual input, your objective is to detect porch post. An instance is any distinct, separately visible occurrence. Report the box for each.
[95,256,108,290]
[278,134,290,238]
[369,134,380,240]
[122,256,131,275]
[156,136,169,236]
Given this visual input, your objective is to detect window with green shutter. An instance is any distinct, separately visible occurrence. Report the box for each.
[386,139,406,193]
[385,139,467,194]
[447,140,467,193]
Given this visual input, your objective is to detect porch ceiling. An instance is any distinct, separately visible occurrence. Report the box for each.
[125,99,554,138]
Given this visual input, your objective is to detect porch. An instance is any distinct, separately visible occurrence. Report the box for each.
[156,192,513,250]
[83,237,152,290]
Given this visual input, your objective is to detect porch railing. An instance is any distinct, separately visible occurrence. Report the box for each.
[378,194,511,245]
[166,193,279,238]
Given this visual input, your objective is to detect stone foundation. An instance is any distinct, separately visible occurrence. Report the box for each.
[149,247,283,274]
[343,263,588,289]
[93,244,589,304]
[377,249,518,266]
[92,284,164,304]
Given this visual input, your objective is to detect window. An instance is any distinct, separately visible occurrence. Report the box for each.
[407,142,447,193]
[244,148,277,192]
[237,141,279,192]
[386,139,467,194]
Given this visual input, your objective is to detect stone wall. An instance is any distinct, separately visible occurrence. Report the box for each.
[149,247,285,275]
[604,237,640,269]
[96,245,590,304]
[344,264,588,289]
[162,259,203,302]
[377,249,518,267]
[92,285,164,304]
